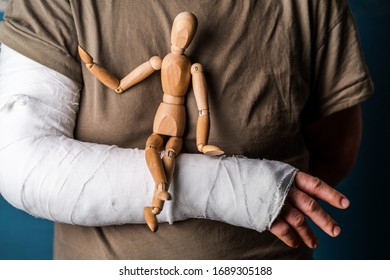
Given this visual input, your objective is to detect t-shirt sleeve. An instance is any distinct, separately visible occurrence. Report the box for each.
[0,0,81,85]
[303,0,374,121]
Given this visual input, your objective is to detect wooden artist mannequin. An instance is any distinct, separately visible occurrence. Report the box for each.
[78,12,224,232]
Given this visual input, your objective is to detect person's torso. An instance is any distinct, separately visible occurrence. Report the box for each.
[60,0,315,259]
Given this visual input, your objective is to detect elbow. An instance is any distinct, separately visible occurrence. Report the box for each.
[308,149,360,186]
[335,153,359,180]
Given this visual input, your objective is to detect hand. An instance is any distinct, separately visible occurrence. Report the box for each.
[199,144,225,156]
[269,171,350,248]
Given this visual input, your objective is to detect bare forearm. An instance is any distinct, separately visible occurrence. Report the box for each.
[304,105,362,186]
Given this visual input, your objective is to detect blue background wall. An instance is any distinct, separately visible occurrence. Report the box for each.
[1,0,389,259]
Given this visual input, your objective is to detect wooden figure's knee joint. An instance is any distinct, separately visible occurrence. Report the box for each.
[165,137,183,158]
[146,133,164,150]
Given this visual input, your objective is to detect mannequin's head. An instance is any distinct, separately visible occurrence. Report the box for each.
[170,12,198,51]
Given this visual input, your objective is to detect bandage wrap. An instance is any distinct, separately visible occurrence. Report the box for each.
[0,45,297,232]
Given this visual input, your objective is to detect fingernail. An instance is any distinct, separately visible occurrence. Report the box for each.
[341,198,350,208]
[312,241,318,249]
[333,226,341,237]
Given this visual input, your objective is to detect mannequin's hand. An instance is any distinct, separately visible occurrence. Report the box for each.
[200,144,225,156]
[269,171,350,248]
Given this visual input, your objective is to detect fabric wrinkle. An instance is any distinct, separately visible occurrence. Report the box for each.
[19,138,47,216]
[233,156,256,230]
[204,157,223,219]
[69,147,111,224]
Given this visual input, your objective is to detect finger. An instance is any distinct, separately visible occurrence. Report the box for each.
[269,218,300,248]
[288,187,341,237]
[281,202,318,248]
[294,171,350,209]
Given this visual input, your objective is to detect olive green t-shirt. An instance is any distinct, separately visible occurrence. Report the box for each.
[0,0,373,259]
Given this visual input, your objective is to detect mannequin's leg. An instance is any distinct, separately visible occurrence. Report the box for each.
[145,133,173,203]
[144,133,170,232]
[162,137,183,186]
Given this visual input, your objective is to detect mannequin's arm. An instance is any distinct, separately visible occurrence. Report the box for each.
[0,45,295,231]
[191,63,224,156]
[78,46,162,94]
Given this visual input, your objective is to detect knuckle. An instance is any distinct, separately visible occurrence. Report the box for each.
[293,214,306,228]
[277,223,291,237]
[306,198,320,213]
[310,177,322,192]
[270,221,290,237]
[270,220,299,248]
[323,214,334,229]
